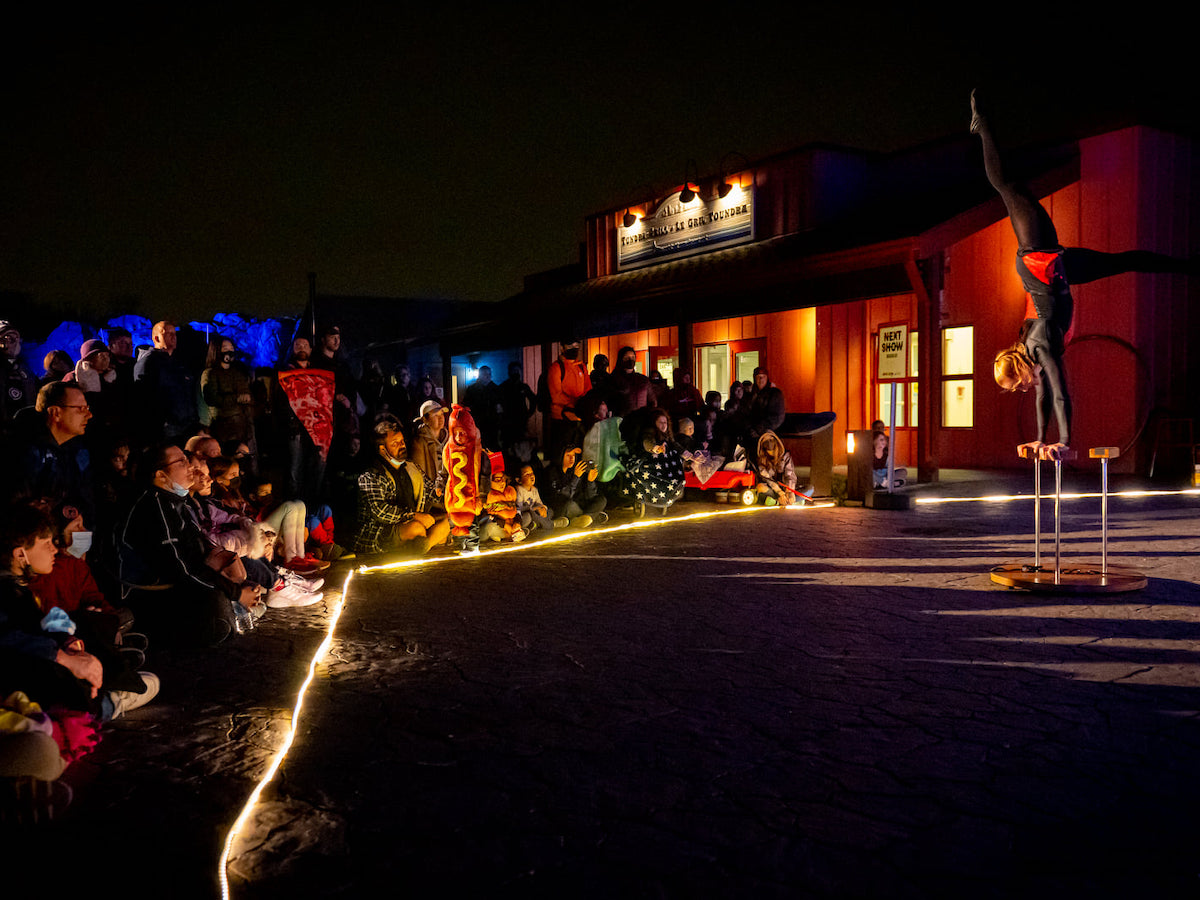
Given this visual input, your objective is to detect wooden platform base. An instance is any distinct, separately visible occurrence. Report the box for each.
[989,562,1147,593]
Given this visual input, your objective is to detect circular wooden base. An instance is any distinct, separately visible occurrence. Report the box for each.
[989,561,1147,593]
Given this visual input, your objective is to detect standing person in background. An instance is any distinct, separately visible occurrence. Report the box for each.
[546,337,591,456]
[1,321,39,430]
[498,361,536,451]
[312,324,360,470]
[201,336,257,472]
[744,366,785,448]
[463,365,502,450]
[274,337,334,508]
[134,320,198,446]
[607,346,650,417]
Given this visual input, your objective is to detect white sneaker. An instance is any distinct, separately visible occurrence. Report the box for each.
[280,569,325,593]
[266,583,324,608]
[110,672,161,719]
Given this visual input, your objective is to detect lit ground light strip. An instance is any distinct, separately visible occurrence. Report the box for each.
[217,566,356,900]
[916,487,1200,505]
[216,500,829,895]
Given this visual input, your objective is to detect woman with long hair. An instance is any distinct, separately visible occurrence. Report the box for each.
[975,90,1193,459]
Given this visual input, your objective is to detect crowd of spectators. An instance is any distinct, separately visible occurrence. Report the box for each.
[1,316,805,810]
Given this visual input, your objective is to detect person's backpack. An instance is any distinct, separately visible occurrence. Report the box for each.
[535,360,566,415]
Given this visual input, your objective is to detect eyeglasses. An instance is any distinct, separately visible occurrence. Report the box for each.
[56,404,91,412]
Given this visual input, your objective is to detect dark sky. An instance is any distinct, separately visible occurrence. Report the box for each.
[1,7,1189,324]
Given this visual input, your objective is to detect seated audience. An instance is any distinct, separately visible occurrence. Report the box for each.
[354,415,449,556]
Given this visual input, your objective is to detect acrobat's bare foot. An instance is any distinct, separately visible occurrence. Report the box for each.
[969,88,984,134]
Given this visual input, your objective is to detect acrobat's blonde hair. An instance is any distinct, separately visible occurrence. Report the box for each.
[994,343,1036,390]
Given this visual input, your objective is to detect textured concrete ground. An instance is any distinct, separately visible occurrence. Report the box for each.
[19,473,1200,898]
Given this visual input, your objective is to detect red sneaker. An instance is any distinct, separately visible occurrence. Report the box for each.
[285,555,331,574]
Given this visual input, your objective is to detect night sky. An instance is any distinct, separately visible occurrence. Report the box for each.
[1,7,1189,325]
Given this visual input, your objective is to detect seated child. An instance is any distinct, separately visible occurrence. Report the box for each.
[483,455,525,543]
[514,465,568,533]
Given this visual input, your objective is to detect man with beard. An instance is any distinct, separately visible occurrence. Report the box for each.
[354,414,449,556]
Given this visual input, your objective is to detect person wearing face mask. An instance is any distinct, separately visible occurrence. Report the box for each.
[607,345,650,417]
[26,501,153,691]
[546,337,592,456]
[201,335,257,463]
[2,501,158,725]
[354,415,449,556]
[116,445,260,646]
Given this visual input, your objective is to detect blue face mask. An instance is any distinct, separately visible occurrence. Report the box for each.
[66,531,93,559]
[170,481,190,497]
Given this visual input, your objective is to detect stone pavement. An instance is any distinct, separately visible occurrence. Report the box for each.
[19,474,1200,897]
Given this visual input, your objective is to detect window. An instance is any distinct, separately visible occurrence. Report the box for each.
[877,331,919,427]
[941,326,973,428]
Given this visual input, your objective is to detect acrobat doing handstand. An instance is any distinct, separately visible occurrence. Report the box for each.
[972,90,1192,462]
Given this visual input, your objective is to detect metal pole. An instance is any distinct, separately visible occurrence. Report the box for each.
[886,382,897,493]
[1033,457,1041,570]
[1054,458,1062,584]
[1101,457,1109,575]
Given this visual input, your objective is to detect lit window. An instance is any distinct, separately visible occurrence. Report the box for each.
[941,326,973,427]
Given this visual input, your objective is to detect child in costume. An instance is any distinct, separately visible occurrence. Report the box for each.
[442,404,483,551]
[483,453,525,542]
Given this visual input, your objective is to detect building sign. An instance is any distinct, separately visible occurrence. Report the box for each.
[617,184,755,271]
[877,323,908,381]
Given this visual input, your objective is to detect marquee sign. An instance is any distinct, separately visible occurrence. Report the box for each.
[616,184,755,271]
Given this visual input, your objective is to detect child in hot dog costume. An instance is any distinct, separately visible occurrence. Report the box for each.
[442,405,483,541]
[483,452,526,542]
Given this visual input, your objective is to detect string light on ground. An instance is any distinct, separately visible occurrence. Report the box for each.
[217,568,355,900]
[217,500,830,893]
[916,487,1200,505]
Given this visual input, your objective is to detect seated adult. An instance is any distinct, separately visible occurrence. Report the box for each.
[186,453,323,609]
[410,400,448,495]
[753,431,809,506]
[545,443,608,527]
[354,415,450,556]
[870,426,908,489]
[2,381,95,528]
[624,408,686,516]
[117,445,262,645]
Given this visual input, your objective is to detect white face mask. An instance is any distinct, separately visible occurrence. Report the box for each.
[67,531,93,558]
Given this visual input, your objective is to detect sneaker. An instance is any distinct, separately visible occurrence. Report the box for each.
[285,555,331,574]
[572,515,593,528]
[592,511,609,526]
[266,583,324,608]
[110,672,161,719]
[280,570,325,593]
[511,528,526,542]
[551,517,570,529]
